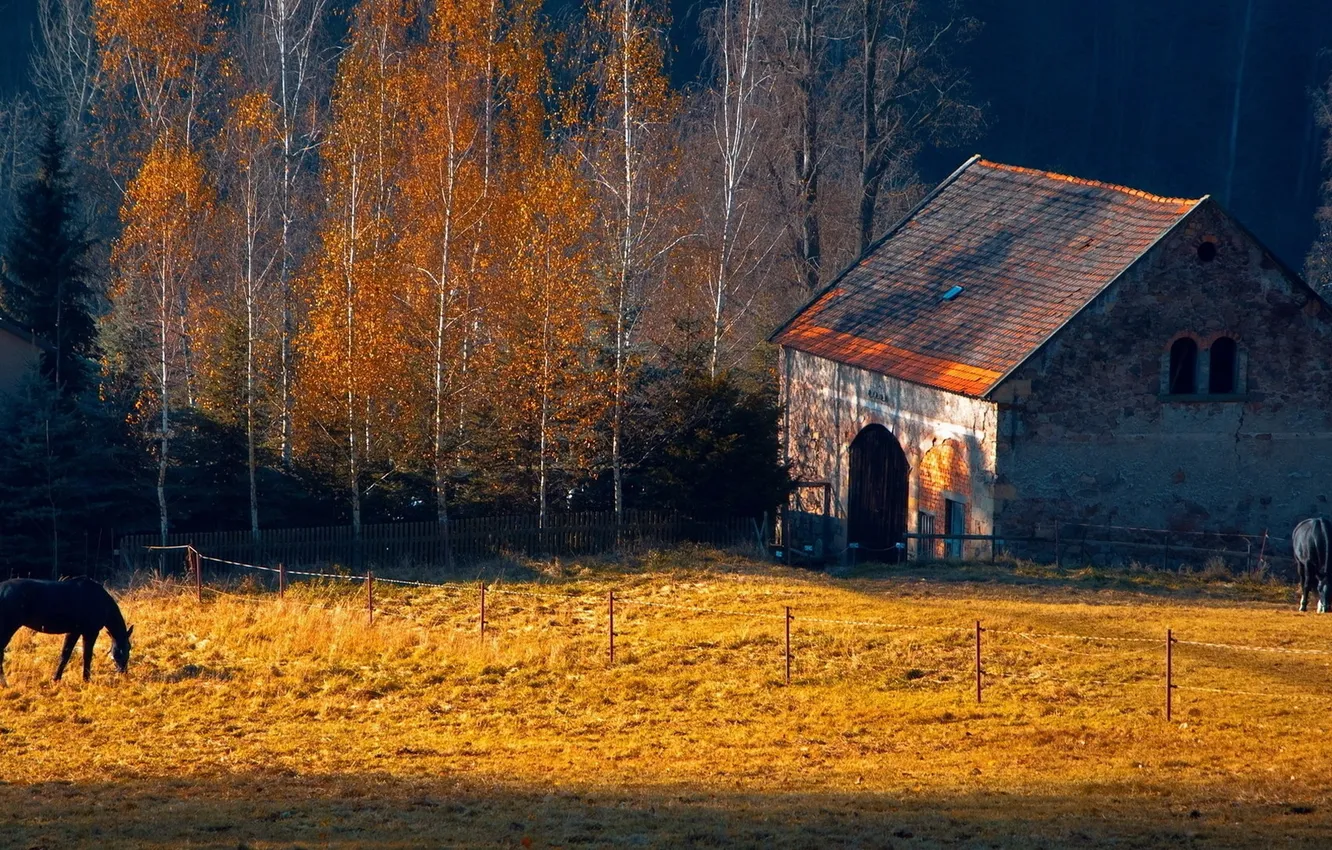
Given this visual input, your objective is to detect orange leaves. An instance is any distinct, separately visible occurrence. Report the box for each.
[94,0,214,78]
[106,133,214,437]
[225,90,279,169]
[295,0,413,490]
[113,136,213,299]
[94,0,217,136]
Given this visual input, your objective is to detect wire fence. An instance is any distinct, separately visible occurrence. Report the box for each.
[778,511,1299,576]
[144,543,1332,718]
[121,510,763,574]
[1029,521,1294,576]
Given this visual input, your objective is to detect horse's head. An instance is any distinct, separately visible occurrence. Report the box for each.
[111,624,134,674]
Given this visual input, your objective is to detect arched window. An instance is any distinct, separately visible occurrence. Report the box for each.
[1168,338,1197,395]
[1209,337,1237,394]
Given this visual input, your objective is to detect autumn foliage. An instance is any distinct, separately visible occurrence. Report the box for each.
[0,0,977,541]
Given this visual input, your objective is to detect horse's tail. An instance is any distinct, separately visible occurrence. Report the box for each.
[1317,518,1330,577]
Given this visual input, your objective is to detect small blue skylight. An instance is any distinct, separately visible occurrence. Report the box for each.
[941,285,964,301]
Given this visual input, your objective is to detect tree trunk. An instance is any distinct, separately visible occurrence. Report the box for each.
[797,0,821,291]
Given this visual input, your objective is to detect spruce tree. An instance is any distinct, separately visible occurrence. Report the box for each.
[0,117,96,392]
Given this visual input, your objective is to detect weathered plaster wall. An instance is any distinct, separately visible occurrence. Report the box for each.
[781,347,998,557]
[0,327,39,397]
[993,200,1332,540]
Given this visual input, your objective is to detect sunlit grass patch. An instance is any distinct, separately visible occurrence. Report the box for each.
[3,551,1331,847]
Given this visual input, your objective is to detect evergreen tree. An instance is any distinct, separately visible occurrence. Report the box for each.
[0,376,150,578]
[0,117,96,392]
[630,370,790,519]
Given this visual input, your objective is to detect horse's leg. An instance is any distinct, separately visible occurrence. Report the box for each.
[1320,574,1329,615]
[53,633,79,681]
[81,632,97,682]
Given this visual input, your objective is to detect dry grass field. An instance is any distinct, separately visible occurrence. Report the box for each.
[4,548,1332,848]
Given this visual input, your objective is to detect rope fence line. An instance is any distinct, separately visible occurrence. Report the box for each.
[1006,632,1158,658]
[1173,684,1332,703]
[987,629,1162,644]
[152,542,1332,715]
[1173,639,1332,657]
[615,597,788,620]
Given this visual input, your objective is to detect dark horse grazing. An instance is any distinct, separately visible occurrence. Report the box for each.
[1293,517,1331,613]
[0,577,133,685]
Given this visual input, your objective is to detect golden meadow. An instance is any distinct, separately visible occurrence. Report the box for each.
[4,549,1330,848]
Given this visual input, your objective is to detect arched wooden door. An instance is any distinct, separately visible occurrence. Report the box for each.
[847,424,910,562]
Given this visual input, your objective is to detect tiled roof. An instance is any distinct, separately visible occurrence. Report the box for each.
[772,157,1203,396]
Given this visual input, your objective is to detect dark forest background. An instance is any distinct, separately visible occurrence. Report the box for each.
[11,0,1323,265]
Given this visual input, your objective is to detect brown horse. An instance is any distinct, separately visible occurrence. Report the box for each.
[1293,518,1331,613]
[0,577,133,685]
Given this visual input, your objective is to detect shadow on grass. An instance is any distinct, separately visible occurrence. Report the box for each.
[4,773,1328,849]
[833,559,1293,607]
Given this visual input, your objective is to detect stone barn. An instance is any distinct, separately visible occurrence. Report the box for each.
[771,156,1332,561]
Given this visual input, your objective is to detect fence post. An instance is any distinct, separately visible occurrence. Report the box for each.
[1166,628,1174,721]
[785,606,793,685]
[367,570,374,626]
[1053,523,1060,566]
[480,582,486,637]
[608,590,616,666]
[278,562,286,599]
[193,547,201,603]
[1258,529,1268,572]
[975,620,983,703]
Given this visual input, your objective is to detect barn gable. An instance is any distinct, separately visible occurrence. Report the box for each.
[770,156,1203,397]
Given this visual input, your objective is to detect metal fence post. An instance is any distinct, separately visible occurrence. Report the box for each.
[785,606,793,685]
[367,570,374,625]
[193,547,201,603]
[975,620,983,703]
[278,562,286,598]
[1166,628,1174,721]
[480,582,486,637]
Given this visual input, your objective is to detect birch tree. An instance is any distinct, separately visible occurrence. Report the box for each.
[697,0,777,376]
[215,89,279,539]
[578,0,681,522]
[32,0,103,145]
[106,136,213,545]
[260,0,326,469]
[397,0,502,537]
[96,0,217,544]
[299,0,408,545]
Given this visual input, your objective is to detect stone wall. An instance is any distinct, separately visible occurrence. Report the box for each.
[780,347,998,558]
[993,199,1332,541]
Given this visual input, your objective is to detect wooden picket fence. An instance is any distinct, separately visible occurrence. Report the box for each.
[118,510,761,573]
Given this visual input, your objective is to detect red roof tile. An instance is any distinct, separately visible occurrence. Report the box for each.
[772,157,1203,397]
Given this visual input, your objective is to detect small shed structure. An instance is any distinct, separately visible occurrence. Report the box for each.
[0,312,46,398]
[771,156,1332,561]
